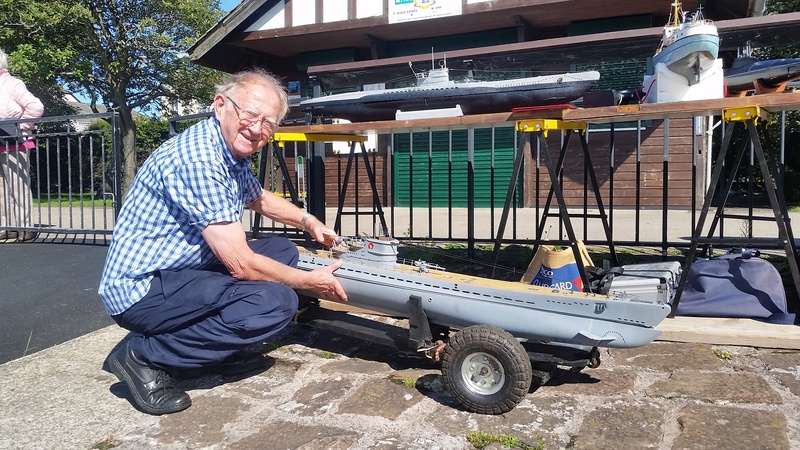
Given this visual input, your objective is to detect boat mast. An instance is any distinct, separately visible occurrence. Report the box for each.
[669,1,682,28]
[656,1,684,55]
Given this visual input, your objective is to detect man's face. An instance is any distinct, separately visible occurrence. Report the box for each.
[214,85,281,160]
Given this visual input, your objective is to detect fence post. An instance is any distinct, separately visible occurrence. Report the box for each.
[111,112,123,219]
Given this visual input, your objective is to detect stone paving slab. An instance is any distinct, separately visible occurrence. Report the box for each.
[1,317,800,450]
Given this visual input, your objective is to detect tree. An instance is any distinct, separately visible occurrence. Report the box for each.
[0,0,225,194]
[757,0,800,202]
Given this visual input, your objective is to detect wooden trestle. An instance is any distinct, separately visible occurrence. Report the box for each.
[276,93,800,309]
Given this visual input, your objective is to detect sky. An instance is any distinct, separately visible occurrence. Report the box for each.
[220,0,240,12]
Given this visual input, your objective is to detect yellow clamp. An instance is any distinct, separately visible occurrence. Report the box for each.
[722,106,769,124]
[515,119,587,137]
[270,132,368,147]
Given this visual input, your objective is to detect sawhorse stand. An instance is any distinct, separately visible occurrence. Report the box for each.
[331,139,389,237]
[671,106,800,317]
[254,132,388,239]
[491,119,618,290]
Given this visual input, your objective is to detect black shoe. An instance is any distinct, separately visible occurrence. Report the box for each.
[109,342,192,415]
[171,350,268,379]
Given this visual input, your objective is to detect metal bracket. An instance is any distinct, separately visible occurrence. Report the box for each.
[407,295,433,350]
[722,106,769,124]
[516,119,587,137]
[271,132,368,147]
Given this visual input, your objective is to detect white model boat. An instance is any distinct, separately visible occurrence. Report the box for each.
[300,61,600,122]
[649,1,719,85]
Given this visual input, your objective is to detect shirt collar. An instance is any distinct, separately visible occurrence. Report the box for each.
[208,116,251,169]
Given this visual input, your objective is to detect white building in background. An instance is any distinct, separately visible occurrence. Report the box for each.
[160,97,210,119]
[62,88,147,131]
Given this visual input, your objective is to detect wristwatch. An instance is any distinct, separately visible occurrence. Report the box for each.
[300,212,312,232]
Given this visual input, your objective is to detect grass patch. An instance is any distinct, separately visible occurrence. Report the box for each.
[23,330,33,357]
[466,431,544,450]
[91,437,121,450]
[33,193,113,207]
[713,349,732,360]
[401,378,416,388]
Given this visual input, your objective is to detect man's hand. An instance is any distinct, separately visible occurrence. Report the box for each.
[306,218,339,248]
[305,259,348,302]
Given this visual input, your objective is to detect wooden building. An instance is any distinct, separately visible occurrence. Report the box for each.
[188,0,800,209]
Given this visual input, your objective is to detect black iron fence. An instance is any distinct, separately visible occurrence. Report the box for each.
[0,113,120,239]
[4,110,793,259]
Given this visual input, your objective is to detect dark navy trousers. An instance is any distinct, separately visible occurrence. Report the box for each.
[112,236,300,370]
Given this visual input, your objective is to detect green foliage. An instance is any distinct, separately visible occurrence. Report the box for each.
[0,0,224,115]
[713,349,732,360]
[764,0,800,14]
[466,431,544,450]
[134,116,169,165]
[0,0,226,193]
[758,2,800,60]
[708,0,800,203]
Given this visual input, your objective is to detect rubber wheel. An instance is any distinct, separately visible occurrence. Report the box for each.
[441,325,533,414]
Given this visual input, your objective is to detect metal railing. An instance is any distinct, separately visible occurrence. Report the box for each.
[295,114,795,258]
[7,110,793,258]
[0,113,120,239]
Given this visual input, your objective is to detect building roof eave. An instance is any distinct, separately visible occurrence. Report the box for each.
[307,12,800,89]
[187,0,269,71]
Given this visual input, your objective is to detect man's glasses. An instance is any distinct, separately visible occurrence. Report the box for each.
[224,95,279,136]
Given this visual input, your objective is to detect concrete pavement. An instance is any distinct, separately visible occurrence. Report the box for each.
[2,208,800,449]
[1,315,799,450]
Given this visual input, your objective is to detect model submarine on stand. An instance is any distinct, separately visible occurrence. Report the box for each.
[724,50,800,96]
[299,57,600,122]
[295,237,671,415]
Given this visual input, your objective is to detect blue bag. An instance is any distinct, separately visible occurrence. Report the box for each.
[677,249,796,324]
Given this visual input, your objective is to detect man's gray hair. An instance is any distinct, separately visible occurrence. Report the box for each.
[215,68,289,121]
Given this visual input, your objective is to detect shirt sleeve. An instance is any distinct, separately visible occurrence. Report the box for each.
[242,171,264,205]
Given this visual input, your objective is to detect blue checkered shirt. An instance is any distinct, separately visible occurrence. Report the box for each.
[98,117,263,315]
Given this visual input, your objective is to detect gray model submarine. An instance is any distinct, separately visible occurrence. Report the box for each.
[296,237,670,349]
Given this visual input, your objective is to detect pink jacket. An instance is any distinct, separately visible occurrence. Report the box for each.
[0,70,44,151]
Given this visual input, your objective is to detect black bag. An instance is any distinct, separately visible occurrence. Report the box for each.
[677,249,796,324]
[0,122,22,145]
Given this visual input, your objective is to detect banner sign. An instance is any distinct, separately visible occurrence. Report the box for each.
[388,0,462,24]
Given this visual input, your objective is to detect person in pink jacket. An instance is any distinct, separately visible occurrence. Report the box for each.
[0,47,44,242]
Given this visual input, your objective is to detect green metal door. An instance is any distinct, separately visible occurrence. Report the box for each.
[393,126,521,208]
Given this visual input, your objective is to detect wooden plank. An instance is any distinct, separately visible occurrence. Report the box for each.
[318,302,800,350]
[283,92,800,135]
[317,300,397,317]
[656,316,800,350]
[296,304,409,349]
[564,92,800,124]
[279,107,566,134]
